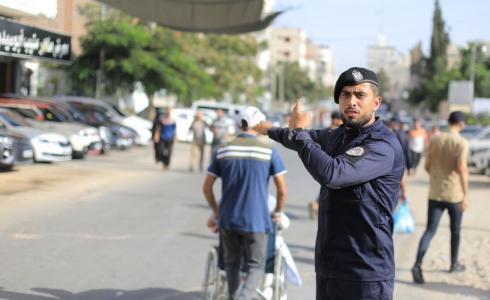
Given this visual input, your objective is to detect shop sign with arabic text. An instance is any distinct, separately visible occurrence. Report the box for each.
[0,18,71,62]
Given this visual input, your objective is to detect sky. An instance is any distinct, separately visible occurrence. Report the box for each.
[272,0,490,76]
[0,0,57,18]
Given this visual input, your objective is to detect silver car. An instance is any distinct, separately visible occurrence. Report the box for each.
[0,109,72,163]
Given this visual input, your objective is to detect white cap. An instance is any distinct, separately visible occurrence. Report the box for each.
[239,106,266,128]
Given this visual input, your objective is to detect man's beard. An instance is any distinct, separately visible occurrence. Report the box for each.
[341,112,372,130]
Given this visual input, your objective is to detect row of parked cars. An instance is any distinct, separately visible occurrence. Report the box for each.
[0,95,152,170]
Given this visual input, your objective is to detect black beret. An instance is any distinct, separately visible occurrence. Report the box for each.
[334,67,379,103]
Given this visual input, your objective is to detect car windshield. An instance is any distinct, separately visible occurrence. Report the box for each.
[0,110,31,127]
[42,106,74,122]
[4,107,39,119]
[111,104,126,117]
[70,103,110,123]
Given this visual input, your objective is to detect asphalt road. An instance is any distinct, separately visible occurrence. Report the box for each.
[0,142,488,300]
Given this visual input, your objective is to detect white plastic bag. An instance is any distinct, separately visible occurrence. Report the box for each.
[393,201,415,234]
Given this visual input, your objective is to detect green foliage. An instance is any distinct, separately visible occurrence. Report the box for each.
[71,3,262,105]
[408,1,490,112]
[428,0,449,73]
[466,113,490,126]
[70,17,214,103]
[179,33,262,103]
[408,0,452,112]
[271,62,332,103]
[282,62,313,102]
[409,67,464,112]
[458,43,490,98]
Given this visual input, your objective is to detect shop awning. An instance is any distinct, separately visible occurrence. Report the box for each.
[97,0,281,34]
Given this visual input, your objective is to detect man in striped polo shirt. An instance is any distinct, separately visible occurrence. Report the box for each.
[203,106,287,300]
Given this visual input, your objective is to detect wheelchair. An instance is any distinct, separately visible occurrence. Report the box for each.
[201,228,287,300]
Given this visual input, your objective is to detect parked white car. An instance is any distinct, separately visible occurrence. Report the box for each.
[469,148,490,174]
[111,107,152,145]
[461,125,490,173]
[0,109,72,162]
[2,104,100,158]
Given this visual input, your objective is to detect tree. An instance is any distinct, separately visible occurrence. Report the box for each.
[70,5,214,105]
[427,0,449,74]
[178,33,263,103]
[458,43,490,98]
[408,0,453,112]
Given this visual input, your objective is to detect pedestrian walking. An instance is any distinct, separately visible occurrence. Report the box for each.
[188,111,208,172]
[153,107,177,170]
[411,111,469,284]
[151,108,163,164]
[255,67,404,300]
[388,117,413,201]
[210,109,231,156]
[203,106,287,300]
[408,118,428,175]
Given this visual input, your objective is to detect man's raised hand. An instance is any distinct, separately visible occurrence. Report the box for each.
[289,99,312,129]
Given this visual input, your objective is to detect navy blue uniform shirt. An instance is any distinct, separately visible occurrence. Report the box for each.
[268,118,404,281]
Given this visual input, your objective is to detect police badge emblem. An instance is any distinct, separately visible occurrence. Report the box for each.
[346,146,364,156]
[352,69,363,82]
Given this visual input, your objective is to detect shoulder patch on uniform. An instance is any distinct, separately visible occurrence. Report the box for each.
[346,146,365,156]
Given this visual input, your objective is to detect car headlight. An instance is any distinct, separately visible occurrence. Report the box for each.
[38,138,51,144]
[78,129,89,137]
[0,136,13,146]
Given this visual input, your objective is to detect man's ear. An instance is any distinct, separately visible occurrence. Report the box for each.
[374,96,382,111]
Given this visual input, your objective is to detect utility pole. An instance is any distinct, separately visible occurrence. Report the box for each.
[469,44,476,102]
[95,46,105,99]
[95,4,107,99]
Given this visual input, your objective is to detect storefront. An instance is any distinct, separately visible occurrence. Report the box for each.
[0,17,71,95]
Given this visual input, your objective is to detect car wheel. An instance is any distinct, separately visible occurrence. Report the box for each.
[72,150,86,159]
[0,164,14,171]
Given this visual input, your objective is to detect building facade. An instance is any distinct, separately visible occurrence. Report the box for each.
[0,0,95,96]
[368,35,410,111]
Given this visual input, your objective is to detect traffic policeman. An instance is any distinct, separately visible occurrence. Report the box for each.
[255,67,404,299]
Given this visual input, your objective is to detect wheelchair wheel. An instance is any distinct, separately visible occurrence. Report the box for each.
[202,246,220,300]
[272,249,287,300]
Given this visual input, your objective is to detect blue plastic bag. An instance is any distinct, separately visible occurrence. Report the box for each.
[393,201,415,234]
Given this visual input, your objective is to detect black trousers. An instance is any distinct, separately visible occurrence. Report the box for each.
[415,199,463,266]
[316,276,394,300]
[410,150,422,172]
[156,140,174,167]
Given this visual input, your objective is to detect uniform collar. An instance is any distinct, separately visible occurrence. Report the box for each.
[343,117,383,137]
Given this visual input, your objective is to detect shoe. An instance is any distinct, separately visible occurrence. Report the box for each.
[449,262,466,273]
[411,264,425,284]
